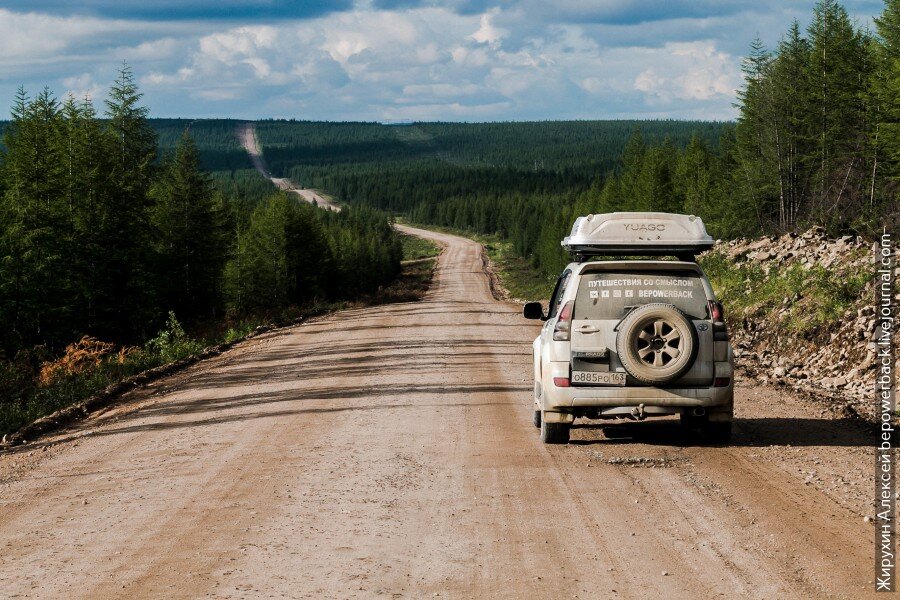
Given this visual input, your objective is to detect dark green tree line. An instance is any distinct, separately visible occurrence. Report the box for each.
[0,67,402,361]
[721,0,895,233]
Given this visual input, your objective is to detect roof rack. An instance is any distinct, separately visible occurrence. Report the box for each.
[561,212,714,258]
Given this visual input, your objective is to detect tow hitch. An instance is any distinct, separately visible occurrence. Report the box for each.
[628,403,646,421]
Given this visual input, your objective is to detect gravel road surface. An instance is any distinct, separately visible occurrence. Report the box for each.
[0,226,879,599]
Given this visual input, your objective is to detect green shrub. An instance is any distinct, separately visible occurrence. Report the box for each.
[400,233,440,260]
[147,312,205,363]
[700,250,874,338]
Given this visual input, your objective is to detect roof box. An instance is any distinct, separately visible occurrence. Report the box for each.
[562,212,714,257]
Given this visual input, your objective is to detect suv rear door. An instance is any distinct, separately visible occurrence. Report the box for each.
[569,267,714,387]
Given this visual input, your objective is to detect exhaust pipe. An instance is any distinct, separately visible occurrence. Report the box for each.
[692,407,706,417]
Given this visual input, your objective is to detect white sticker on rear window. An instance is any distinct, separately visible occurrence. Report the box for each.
[574,272,708,320]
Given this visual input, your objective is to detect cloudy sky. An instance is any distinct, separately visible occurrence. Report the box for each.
[0,0,885,121]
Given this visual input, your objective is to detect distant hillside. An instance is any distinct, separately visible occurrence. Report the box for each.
[257,119,723,176]
[1,117,723,176]
[152,119,252,172]
[251,119,725,214]
[2,117,726,214]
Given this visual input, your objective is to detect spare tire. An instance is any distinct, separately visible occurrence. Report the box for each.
[616,303,698,384]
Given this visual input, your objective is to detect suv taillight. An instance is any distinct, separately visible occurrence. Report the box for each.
[708,300,729,341]
[707,300,724,322]
[553,301,574,341]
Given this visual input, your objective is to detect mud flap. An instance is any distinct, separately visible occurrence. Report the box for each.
[542,411,575,424]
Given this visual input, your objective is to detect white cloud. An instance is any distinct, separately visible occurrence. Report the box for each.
[194,88,241,101]
[119,38,182,61]
[198,26,278,62]
[469,9,507,48]
[61,73,103,101]
[634,69,664,94]
[0,9,202,68]
[129,9,743,120]
[0,9,115,63]
[0,1,880,120]
[626,42,739,103]
[402,83,479,98]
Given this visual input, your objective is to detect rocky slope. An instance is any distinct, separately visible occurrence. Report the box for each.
[702,227,897,422]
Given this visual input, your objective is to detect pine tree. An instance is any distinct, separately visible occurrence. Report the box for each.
[873,0,900,227]
[99,63,158,339]
[807,0,869,221]
[0,88,71,350]
[151,130,228,320]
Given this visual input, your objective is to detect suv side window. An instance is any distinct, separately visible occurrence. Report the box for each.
[548,270,572,318]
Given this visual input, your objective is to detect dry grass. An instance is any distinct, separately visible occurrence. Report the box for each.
[37,337,137,386]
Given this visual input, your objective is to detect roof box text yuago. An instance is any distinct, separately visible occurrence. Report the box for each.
[561,212,715,257]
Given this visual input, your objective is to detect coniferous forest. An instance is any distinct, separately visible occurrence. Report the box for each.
[0,67,401,418]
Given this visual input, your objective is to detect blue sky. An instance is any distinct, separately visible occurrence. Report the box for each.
[0,1,885,121]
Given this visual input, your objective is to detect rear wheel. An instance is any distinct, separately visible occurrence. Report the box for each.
[533,409,541,429]
[540,418,570,444]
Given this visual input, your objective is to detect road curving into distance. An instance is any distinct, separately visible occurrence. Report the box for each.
[237,122,340,211]
[0,225,880,599]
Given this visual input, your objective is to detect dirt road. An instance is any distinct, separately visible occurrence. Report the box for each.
[236,122,340,211]
[0,226,879,599]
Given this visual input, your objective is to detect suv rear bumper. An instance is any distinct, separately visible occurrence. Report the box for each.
[543,381,733,410]
[541,358,733,410]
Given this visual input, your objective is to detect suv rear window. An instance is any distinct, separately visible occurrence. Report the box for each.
[573,271,709,320]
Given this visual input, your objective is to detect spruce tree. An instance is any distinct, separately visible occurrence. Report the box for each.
[0,88,71,350]
[100,63,158,339]
[64,96,116,334]
[675,135,713,218]
[225,193,330,314]
[151,130,228,321]
[733,36,777,230]
[618,130,645,208]
[807,0,869,220]
[873,0,900,206]
[635,141,677,212]
[770,21,814,228]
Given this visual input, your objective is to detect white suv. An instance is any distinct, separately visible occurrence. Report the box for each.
[524,213,734,444]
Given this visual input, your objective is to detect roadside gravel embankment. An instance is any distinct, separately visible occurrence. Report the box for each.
[702,226,898,422]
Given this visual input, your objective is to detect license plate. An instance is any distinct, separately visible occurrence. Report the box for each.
[571,371,626,386]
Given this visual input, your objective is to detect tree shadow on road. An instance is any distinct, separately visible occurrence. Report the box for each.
[42,381,531,446]
[569,417,875,448]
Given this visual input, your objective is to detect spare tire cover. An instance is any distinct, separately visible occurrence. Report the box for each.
[616,303,699,384]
